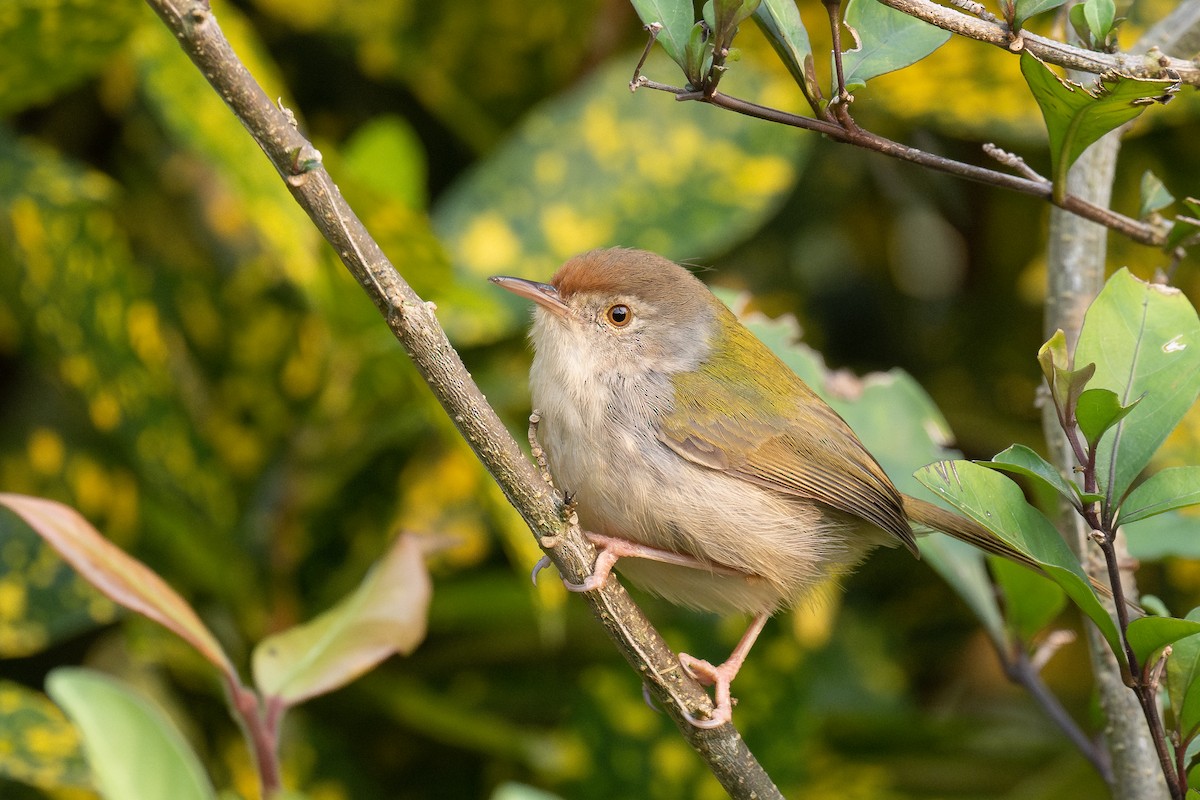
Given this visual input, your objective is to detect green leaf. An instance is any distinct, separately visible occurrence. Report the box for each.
[840,0,951,91]
[630,0,696,68]
[1139,170,1175,218]
[0,680,92,791]
[1117,468,1200,527]
[0,494,234,676]
[252,534,432,706]
[1075,269,1200,504]
[1167,632,1200,733]
[1127,616,1200,666]
[915,460,1124,661]
[1082,0,1116,42]
[46,668,216,800]
[1067,3,1091,45]
[434,50,810,337]
[979,444,1080,507]
[707,0,761,44]
[0,0,141,115]
[1014,0,1068,27]
[683,20,714,85]
[753,0,820,106]
[991,557,1067,642]
[1166,214,1200,251]
[490,782,567,800]
[1020,52,1178,201]
[1037,329,1096,420]
[1076,388,1139,449]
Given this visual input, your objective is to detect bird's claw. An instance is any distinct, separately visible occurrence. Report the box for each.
[678,652,736,729]
[530,555,553,586]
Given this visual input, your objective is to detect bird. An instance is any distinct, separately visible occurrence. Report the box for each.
[491,247,1036,728]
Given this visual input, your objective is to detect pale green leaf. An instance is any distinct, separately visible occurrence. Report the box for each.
[754,0,820,105]
[1014,0,1068,27]
[1125,511,1200,560]
[1127,616,1200,666]
[979,444,1079,507]
[1118,468,1200,527]
[47,668,216,800]
[1075,269,1200,504]
[1139,170,1175,218]
[1083,0,1116,41]
[252,534,431,705]
[630,0,696,67]
[1167,632,1200,733]
[1075,388,1138,449]
[840,0,951,91]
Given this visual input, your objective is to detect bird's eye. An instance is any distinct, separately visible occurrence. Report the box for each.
[605,304,632,327]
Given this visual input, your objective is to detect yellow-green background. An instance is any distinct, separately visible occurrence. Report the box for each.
[1,0,1198,797]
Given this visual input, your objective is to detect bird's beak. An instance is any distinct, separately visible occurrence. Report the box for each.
[489,276,570,318]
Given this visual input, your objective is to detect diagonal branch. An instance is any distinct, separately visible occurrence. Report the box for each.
[141,1,783,797]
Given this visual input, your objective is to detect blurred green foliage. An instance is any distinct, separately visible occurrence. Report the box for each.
[0,0,1198,798]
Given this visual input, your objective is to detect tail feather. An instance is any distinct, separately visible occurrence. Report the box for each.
[900,494,1125,606]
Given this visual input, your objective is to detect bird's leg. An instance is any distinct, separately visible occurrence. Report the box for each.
[561,531,749,592]
[679,613,770,729]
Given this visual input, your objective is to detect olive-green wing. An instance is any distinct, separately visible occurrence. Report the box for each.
[658,363,919,556]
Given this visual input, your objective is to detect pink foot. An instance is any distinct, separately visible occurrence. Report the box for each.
[563,532,747,593]
[677,613,770,729]
[679,654,737,728]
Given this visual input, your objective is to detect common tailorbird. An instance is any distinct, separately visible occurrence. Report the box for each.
[492,247,1038,728]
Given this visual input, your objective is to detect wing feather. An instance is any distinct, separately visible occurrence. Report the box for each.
[658,315,918,556]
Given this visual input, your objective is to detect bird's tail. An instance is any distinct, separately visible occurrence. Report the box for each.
[901,493,1126,606]
[902,494,1042,570]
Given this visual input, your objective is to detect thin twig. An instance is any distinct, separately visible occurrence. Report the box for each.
[634,81,1165,246]
[140,1,783,797]
[983,143,1050,183]
[995,642,1113,783]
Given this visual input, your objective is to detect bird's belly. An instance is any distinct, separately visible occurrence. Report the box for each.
[543,419,879,616]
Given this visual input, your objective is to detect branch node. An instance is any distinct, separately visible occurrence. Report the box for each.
[276,97,298,129]
[286,144,323,177]
[983,142,1049,182]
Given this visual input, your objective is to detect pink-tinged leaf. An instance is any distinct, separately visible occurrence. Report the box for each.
[252,534,432,706]
[0,494,234,675]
